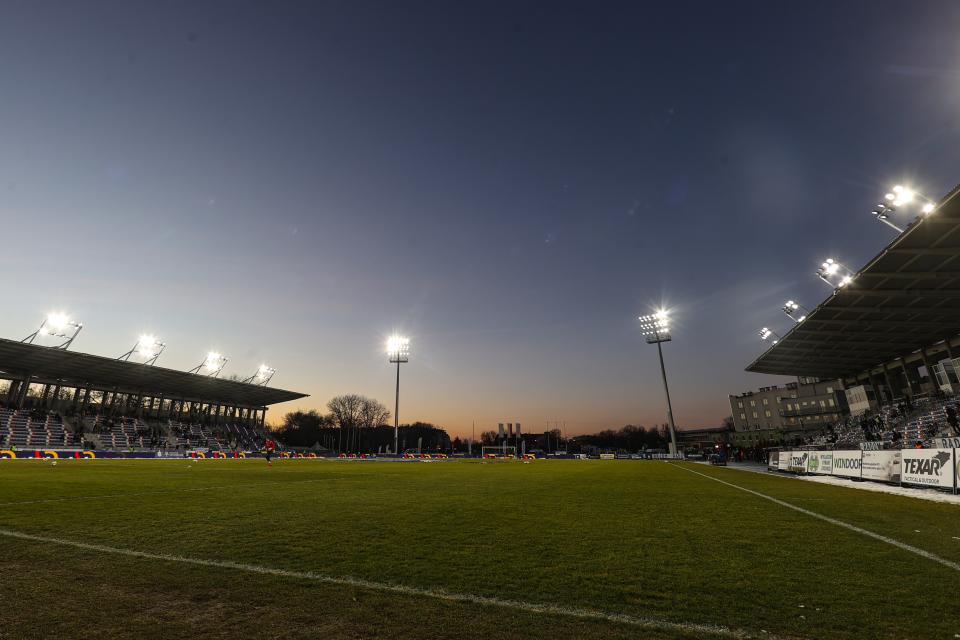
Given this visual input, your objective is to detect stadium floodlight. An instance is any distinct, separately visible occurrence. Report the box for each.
[637,309,678,456]
[243,364,276,386]
[881,185,937,218]
[816,258,855,289]
[870,203,904,233]
[22,312,84,349]
[189,351,228,377]
[119,334,166,365]
[782,300,808,323]
[386,335,410,455]
[758,327,781,344]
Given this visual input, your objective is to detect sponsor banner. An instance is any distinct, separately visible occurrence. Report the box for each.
[900,449,955,488]
[806,451,833,475]
[767,451,779,470]
[859,441,886,451]
[599,453,615,460]
[934,437,960,449]
[778,451,791,471]
[861,450,900,483]
[832,450,862,478]
[787,451,808,473]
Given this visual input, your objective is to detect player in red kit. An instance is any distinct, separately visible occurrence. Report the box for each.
[264,438,276,466]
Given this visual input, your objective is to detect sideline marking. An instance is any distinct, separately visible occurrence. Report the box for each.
[0,526,783,640]
[671,463,960,573]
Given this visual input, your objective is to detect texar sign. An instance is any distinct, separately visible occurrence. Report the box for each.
[900,449,955,489]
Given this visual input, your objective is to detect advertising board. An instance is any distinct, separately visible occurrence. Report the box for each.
[787,451,808,473]
[900,449,955,489]
[861,450,900,482]
[778,451,791,471]
[806,451,832,475]
[831,450,862,478]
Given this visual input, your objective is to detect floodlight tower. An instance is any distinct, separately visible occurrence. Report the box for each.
[782,300,809,323]
[758,327,781,344]
[22,313,83,349]
[189,351,228,377]
[119,334,166,365]
[638,310,678,456]
[386,335,410,455]
[243,364,276,386]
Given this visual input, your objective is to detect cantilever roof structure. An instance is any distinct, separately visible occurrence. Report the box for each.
[747,184,960,380]
[0,338,307,407]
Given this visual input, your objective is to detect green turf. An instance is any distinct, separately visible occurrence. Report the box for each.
[0,459,958,639]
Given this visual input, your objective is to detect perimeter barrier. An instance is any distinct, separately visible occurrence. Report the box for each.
[767,447,959,494]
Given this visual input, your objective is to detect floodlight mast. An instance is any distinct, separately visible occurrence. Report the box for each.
[242,364,276,386]
[119,335,166,365]
[386,335,410,455]
[758,327,781,344]
[189,351,228,377]
[638,311,678,456]
[782,300,808,323]
[816,258,854,289]
[22,313,83,349]
[872,185,937,233]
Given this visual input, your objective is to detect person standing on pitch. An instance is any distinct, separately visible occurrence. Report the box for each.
[264,437,276,466]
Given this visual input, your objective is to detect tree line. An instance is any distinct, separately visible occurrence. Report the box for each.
[276,401,671,455]
[274,394,450,453]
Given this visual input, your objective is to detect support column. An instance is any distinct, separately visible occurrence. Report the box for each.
[6,379,21,404]
[900,356,917,396]
[17,376,33,408]
[920,348,934,390]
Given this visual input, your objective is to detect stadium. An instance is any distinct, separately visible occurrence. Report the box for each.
[2,183,960,639]
[5,5,960,640]
[0,336,306,457]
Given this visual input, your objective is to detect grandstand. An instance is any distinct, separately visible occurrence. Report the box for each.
[0,338,307,452]
[748,183,960,446]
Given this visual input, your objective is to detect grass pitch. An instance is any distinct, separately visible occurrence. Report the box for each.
[1,459,958,640]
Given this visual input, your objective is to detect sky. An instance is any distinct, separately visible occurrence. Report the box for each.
[2,1,960,436]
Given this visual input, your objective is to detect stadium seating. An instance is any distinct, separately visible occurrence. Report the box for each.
[0,409,74,449]
[2,406,266,452]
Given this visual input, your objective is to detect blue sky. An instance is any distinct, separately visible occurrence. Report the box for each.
[2,1,960,435]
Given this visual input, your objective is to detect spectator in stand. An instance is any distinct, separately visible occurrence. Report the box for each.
[914,440,924,449]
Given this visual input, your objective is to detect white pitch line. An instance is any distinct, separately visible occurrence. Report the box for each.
[0,526,784,640]
[671,463,960,573]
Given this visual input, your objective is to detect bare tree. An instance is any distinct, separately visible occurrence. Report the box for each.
[359,397,391,429]
[327,394,364,430]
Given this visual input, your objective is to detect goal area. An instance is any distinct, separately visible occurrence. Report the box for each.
[481,446,517,460]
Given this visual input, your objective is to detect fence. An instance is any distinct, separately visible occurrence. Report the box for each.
[768,448,959,494]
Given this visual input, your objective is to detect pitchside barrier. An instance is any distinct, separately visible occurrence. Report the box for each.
[0,449,313,460]
[768,448,959,494]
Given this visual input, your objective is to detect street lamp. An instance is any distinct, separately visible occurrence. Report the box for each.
[782,300,808,323]
[189,351,228,377]
[243,364,276,386]
[119,334,166,365]
[638,309,678,456]
[758,327,781,344]
[387,335,410,455]
[22,312,83,349]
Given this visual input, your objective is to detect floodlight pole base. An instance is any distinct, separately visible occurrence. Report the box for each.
[656,339,679,457]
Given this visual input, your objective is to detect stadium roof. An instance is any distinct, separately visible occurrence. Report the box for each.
[0,338,307,406]
[747,184,960,380]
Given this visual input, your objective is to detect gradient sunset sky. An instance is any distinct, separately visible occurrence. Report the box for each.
[3,1,960,436]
